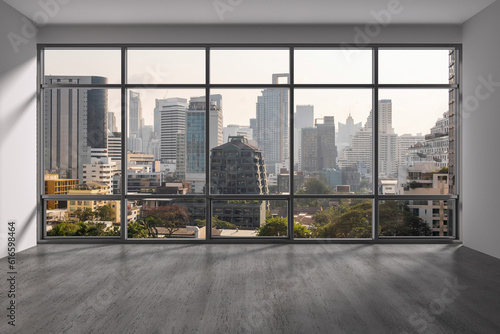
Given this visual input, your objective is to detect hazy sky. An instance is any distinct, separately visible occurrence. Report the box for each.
[44,48,450,136]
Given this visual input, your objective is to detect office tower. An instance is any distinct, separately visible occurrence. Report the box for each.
[210,136,268,228]
[43,76,108,181]
[249,118,257,136]
[337,113,362,154]
[397,133,425,166]
[301,116,337,172]
[83,157,116,194]
[179,95,223,193]
[156,97,187,161]
[141,125,154,155]
[129,91,143,139]
[108,111,117,133]
[294,105,314,171]
[255,73,289,172]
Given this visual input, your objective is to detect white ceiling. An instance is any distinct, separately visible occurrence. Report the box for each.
[3,0,496,25]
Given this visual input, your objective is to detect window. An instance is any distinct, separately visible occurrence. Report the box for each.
[39,45,459,241]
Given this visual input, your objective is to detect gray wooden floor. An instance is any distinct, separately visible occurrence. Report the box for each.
[2,244,500,334]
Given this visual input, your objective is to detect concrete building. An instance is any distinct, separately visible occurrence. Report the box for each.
[129,91,143,139]
[294,105,314,170]
[301,116,337,172]
[397,133,425,166]
[158,97,187,161]
[210,136,268,228]
[256,74,289,172]
[82,157,116,194]
[44,174,79,210]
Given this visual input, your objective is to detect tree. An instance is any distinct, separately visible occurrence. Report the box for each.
[314,202,372,238]
[142,204,190,238]
[300,177,331,195]
[212,216,237,229]
[47,222,80,236]
[379,201,432,236]
[257,217,312,238]
[127,221,148,238]
[74,208,95,222]
[96,205,116,221]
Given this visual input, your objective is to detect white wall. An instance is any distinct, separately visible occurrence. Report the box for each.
[0,2,38,258]
[462,1,500,259]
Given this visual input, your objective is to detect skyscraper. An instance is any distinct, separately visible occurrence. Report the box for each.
[129,91,143,139]
[43,76,108,181]
[107,111,117,133]
[158,97,188,161]
[294,105,314,171]
[256,73,289,172]
[301,116,337,172]
[177,95,223,193]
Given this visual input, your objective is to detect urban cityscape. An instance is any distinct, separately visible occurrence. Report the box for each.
[43,49,456,239]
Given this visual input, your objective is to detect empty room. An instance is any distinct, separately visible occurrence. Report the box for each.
[1,0,500,333]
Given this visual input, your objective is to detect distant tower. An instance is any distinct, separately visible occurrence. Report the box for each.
[294,105,314,171]
[129,91,143,139]
[301,116,337,172]
[256,74,289,172]
[337,113,362,153]
[158,97,188,161]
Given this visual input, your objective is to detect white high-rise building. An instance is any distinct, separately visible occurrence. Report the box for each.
[158,97,188,161]
[83,157,116,194]
[129,91,143,138]
[256,74,289,172]
[107,131,122,170]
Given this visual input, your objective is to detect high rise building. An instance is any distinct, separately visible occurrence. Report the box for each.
[301,116,337,172]
[176,95,223,193]
[129,91,143,139]
[157,97,187,161]
[107,111,117,133]
[210,136,268,228]
[337,113,362,154]
[141,125,154,156]
[294,105,314,171]
[43,76,108,181]
[107,131,122,169]
[256,74,289,172]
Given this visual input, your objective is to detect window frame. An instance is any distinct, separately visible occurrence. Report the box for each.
[37,43,461,243]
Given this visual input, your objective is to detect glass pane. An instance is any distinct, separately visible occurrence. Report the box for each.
[43,88,121,194]
[210,48,289,84]
[44,48,121,84]
[212,200,287,237]
[127,198,206,239]
[127,48,205,84]
[379,49,450,84]
[126,89,206,194]
[294,48,372,84]
[377,90,453,195]
[293,198,372,239]
[293,89,373,195]
[379,200,453,237]
[45,200,121,237]
[210,89,290,195]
